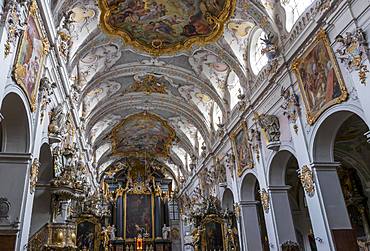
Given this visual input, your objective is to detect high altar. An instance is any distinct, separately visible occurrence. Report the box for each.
[77,157,174,251]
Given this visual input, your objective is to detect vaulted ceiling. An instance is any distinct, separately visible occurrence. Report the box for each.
[50,0,290,187]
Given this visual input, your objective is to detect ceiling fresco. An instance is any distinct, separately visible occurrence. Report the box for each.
[51,0,294,182]
[110,112,177,158]
[98,0,236,55]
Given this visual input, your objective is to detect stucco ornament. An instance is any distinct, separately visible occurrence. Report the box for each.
[260,188,269,213]
[39,77,55,123]
[3,0,28,57]
[299,165,315,197]
[281,86,300,134]
[335,28,369,85]
[48,103,67,141]
[254,112,281,151]
[30,158,40,194]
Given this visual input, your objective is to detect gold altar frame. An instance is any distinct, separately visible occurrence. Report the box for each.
[230,121,254,177]
[123,192,155,241]
[200,214,227,251]
[76,216,102,251]
[291,29,348,125]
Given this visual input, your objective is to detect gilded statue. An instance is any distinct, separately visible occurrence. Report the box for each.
[299,165,315,197]
[101,226,110,251]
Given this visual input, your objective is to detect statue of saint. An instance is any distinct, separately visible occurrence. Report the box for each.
[162,224,171,240]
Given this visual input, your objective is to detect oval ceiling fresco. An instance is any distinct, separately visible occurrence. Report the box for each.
[98,0,236,55]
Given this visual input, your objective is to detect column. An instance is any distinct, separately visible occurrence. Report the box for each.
[311,162,357,250]
[268,186,297,246]
[240,200,263,251]
[0,153,32,250]
[288,116,336,250]
[155,196,162,238]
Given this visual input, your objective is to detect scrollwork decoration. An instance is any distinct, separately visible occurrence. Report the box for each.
[30,158,40,194]
[260,188,270,213]
[299,165,315,197]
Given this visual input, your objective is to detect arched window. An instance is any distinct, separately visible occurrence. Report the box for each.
[250,29,268,75]
[282,0,315,31]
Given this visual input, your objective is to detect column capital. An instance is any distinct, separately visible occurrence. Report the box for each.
[239,200,259,207]
[0,153,32,164]
[268,185,291,192]
[310,162,341,171]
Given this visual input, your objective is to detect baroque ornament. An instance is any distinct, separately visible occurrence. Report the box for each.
[30,158,40,194]
[299,165,315,197]
[335,28,369,85]
[254,112,281,151]
[3,0,28,57]
[126,74,167,94]
[280,86,300,133]
[98,0,236,55]
[260,189,269,213]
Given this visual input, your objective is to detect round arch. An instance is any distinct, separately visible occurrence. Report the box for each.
[268,150,296,186]
[240,173,259,201]
[0,92,31,153]
[221,188,234,211]
[310,108,368,162]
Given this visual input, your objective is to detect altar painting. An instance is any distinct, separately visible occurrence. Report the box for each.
[204,221,224,251]
[125,194,154,239]
[77,219,101,251]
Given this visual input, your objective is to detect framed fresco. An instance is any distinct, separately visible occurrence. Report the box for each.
[110,112,176,158]
[124,193,154,240]
[98,0,236,55]
[292,29,348,125]
[230,122,254,177]
[13,0,49,111]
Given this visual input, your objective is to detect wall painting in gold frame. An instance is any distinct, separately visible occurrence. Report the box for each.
[230,121,254,177]
[12,0,49,111]
[291,29,348,125]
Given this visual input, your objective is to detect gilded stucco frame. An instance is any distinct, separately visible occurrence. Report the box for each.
[291,29,348,125]
[230,121,254,177]
[97,0,236,55]
[76,216,102,251]
[13,0,49,111]
[110,112,176,158]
